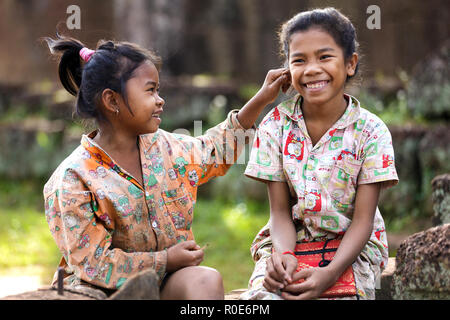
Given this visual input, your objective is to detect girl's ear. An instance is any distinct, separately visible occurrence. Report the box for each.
[101,89,121,115]
[346,53,358,77]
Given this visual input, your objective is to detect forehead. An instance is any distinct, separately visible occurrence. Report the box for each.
[131,61,159,83]
[289,28,341,55]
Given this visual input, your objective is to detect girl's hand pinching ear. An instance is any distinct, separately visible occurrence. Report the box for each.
[257,68,291,105]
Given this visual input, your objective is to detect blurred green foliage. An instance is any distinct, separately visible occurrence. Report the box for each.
[193,199,269,292]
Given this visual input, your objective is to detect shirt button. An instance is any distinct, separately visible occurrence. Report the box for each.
[145,191,150,197]
[304,218,311,226]
[152,221,158,228]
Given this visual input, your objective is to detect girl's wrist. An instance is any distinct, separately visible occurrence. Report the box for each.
[254,89,274,106]
[282,250,296,258]
[323,262,345,283]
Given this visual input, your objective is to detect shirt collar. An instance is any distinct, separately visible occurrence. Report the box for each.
[277,93,361,128]
[80,130,145,190]
[80,130,116,168]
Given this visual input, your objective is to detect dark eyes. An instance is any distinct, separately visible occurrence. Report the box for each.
[292,55,333,64]
[147,87,160,93]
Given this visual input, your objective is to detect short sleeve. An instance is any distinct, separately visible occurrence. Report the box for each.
[244,107,286,182]
[358,121,399,189]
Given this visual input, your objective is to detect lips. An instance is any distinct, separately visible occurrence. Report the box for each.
[152,109,163,119]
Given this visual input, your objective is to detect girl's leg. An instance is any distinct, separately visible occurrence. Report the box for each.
[351,255,377,300]
[160,266,224,300]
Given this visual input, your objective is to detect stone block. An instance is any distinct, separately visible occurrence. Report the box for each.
[392,224,450,299]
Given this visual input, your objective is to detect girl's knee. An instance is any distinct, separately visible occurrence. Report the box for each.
[193,266,224,299]
[162,266,224,299]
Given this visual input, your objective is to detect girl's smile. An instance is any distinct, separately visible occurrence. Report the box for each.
[303,80,330,91]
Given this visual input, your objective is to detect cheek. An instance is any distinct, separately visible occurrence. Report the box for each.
[289,69,304,90]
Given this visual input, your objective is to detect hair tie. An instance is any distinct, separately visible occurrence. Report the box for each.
[79,47,95,62]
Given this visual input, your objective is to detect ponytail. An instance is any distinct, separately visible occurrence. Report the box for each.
[45,36,85,96]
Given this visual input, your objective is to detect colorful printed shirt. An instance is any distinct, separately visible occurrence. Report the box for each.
[244,94,398,270]
[44,110,251,290]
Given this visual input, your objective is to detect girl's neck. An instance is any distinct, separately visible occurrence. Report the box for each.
[301,93,348,125]
[92,124,140,155]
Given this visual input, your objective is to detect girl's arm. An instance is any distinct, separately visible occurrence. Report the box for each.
[283,182,381,299]
[236,68,290,129]
[181,68,289,187]
[263,181,298,292]
[325,182,381,280]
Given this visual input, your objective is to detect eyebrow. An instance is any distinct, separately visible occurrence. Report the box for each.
[144,80,158,87]
[290,47,336,58]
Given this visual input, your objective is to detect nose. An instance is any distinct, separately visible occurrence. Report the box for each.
[156,94,165,108]
[303,61,322,76]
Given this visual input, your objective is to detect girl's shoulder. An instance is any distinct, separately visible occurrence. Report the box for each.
[259,95,300,130]
[140,128,196,149]
[356,105,391,136]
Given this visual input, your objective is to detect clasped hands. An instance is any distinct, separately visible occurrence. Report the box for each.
[263,251,338,300]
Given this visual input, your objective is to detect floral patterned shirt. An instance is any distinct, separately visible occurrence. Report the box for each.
[245,94,398,270]
[44,110,251,290]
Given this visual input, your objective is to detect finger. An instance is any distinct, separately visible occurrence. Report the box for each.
[188,249,204,266]
[265,259,284,289]
[280,290,301,300]
[263,275,283,292]
[284,280,310,293]
[281,74,292,93]
[284,258,297,283]
[267,258,285,283]
[182,240,199,250]
[282,290,314,300]
[271,254,288,284]
[291,268,313,282]
[267,68,289,81]
[271,73,291,93]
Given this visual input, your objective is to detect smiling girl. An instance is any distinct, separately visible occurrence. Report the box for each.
[241,8,399,300]
[43,36,289,299]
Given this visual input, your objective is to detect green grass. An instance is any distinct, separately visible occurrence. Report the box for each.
[192,199,269,292]
[0,206,61,283]
[0,207,60,269]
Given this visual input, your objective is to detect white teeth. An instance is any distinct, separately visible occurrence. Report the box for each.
[306,81,327,89]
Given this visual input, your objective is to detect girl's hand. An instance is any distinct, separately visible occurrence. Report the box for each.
[236,68,291,129]
[281,266,339,300]
[166,240,204,273]
[263,251,298,293]
[256,68,291,105]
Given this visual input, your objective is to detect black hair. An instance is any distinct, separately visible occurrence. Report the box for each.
[44,35,162,122]
[279,7,359,81]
